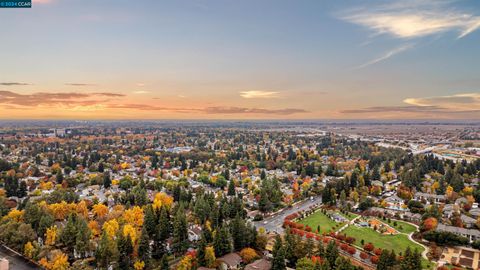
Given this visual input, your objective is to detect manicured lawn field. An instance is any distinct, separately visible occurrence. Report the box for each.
[338,212,358,221]
[297,210,344,234]
[343,225,432,268]
[385,219,417,234]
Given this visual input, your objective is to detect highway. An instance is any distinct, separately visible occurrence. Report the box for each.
[253,196,322,233]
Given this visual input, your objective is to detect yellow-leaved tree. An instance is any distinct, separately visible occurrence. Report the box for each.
[102,219,119,238]
[93,203,108,219]
[123,224,137,244]
[153,192,173,210]
[123,206,144,227]
[45,225,58,246]
[134,260,145,270]
[24,242,35,258]
[205,246,216,268]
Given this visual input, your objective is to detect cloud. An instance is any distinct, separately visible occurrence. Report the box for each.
[341,1,480,39]
[203,106,307,115]
[341,92,480,118]
[0,82,31,86]
[132,90,150,94]
[136,83,146,87]
[65,83,96,86]
[355,43,413,69]
[107,104,307,115]
[240,91,280,99]
[403,93,480,110]
[0,91,125,107]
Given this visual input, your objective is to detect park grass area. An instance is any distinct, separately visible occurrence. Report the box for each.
[386,219,417,234]
[343,225,432,269]
[338,211,358,221]
[297,210,344,234]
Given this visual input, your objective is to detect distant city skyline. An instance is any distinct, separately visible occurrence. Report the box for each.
[1,0,479,119]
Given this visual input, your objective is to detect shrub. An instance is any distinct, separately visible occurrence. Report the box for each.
[363,243,374,252]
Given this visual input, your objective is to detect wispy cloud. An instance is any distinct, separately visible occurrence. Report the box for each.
[240,91,280,99]
[355,43,413,69]
[403,93,480,110]
[65,83,96,86]
[341,92,480,118]
[0,91,125,107]
[203,106,307,115]
[341,1,480,39]
[132,90,150,94]
[0,82,31,86]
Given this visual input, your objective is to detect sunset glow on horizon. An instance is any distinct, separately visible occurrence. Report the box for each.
[1,0,479,120]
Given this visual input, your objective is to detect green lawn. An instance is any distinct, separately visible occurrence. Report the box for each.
[338,212,358,221]
[298,211,344,234]
[383,219,417,234]
[343,225,432,269]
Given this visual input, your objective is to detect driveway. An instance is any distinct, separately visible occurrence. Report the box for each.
[253,196,322,233]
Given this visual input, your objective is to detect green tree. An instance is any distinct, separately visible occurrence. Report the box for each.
[213,225,232,257]
[272,235,286,270]
[172,206,189,254]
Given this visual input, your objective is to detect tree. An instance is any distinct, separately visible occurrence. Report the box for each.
[325,240,339,267]
[228,180,236,196]
[213,225,232,257]
[205,246,216,268]
[103,171,111,188]
[172,206,189,254]
[75,218,91,258]
[95,232,119,268]
[44,225,57,245]
[92,203,108,219]
[18,181,27,198]
[60,215,78,254]
[272,235,286,270]
[296,257,315,270]
[400,247,422,270]
[377,250,395,270]
[159,254,169,270]
[138,227,151,263]
[177,254,194,270]
[143,205,157,237]
[118,233,134,269]
[240,247,258,263]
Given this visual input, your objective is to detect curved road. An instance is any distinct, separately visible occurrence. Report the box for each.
[253,196,322,233]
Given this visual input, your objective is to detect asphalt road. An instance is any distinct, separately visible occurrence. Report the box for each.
[253,196,322,233]
[0,245,40,270]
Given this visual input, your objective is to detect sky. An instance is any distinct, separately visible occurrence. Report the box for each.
[0,0,479,120]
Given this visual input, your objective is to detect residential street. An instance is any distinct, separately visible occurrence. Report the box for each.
[253,196,322,233]
[0,245,40,270]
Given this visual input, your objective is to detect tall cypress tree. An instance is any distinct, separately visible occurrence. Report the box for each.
[172,205,189,254]
[272,235,286,270]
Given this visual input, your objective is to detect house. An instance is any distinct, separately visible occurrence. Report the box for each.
[436,224,480,242]
[461,214,477,228]
[188,225,202,242]
[218,253,242,270]
[469,208,480,218]
[245,259,271,270]
[414,192,445,203]
[402,212,422,223]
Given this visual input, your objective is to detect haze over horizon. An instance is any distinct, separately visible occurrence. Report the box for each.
[1,0,480,120]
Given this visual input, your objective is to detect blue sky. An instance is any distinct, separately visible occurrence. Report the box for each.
[0,0,479,119]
